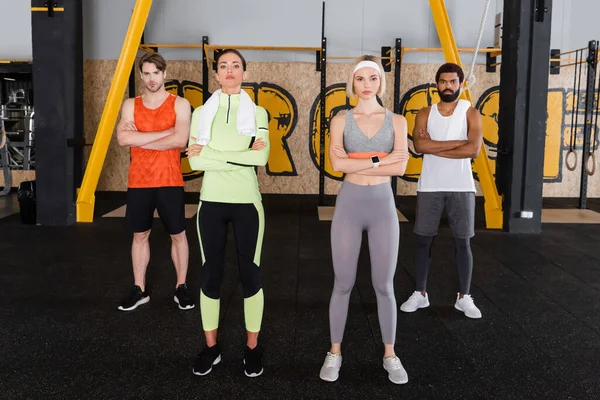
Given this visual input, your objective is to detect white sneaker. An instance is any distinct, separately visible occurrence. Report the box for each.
[400,291,430,312]
[454,294,482,319]
[319,352,342,382]
[382,355,408,384]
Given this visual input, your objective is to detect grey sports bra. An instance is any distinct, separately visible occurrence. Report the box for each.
[343,109,395,154]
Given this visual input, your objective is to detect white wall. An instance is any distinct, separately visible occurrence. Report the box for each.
[0,0,32,60]
[1,0,599,63]
[141,0,503,65]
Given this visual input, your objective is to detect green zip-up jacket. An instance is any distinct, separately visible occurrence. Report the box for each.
[188,93,270,204]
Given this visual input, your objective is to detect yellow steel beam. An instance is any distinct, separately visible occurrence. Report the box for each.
[0,60,32,63]
[31,7,65,12]
[76,0,152,222]
[429,0,503,229]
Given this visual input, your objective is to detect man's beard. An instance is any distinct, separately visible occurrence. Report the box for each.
[440,89,460,102]
[146,83,163,93]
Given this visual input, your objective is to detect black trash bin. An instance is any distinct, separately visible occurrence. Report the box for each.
[17,180,36,224]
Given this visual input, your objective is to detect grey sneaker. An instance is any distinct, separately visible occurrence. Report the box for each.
[382,355,408,384]
[400,291,429,312]
[319,352,342,382]
[454,294,482,319]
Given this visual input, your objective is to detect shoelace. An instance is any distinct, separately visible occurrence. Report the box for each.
[386,356,402,370]
[324,353,340,368]
[410,292,424,302]
[461,295,475,307]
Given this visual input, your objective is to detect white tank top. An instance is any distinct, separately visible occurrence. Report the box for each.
[417,99,476,192]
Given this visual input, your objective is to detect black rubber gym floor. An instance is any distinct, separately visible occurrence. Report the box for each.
[1,193,599,399]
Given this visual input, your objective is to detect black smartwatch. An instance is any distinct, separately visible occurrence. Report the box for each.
[370,155,380,168]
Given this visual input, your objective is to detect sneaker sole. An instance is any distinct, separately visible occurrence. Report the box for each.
[244,368,264,378]
[454,304,482,319]
[383,364,408,385]
[243,359,264,378]
[117,296,150,311]
[192,355,221,376]
[388,375,409,385]
[174,296,195,310]
[400,302,430,313]
[319,373,339,382]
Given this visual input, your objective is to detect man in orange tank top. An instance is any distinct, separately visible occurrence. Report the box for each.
[115,52,194,312]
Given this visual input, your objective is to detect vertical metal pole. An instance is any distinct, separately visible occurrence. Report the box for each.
[391,38,402,206]
[202,36,209,104]
[128,32,144,98]
[579,40,599,209]
[496,0,552,233]
[319,1,326,206]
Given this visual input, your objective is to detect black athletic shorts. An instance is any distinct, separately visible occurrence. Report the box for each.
[125,186,185,235]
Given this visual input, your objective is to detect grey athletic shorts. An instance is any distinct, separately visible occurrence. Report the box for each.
[414,191,475,238]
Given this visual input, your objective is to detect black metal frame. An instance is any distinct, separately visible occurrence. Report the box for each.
[578,40,599,209]
[202,36,209,102]
[391,38,403,206]
[31,0,83,225]
[318,1,327,206]
[486,47,497,73]
[496,0,553,234]
[549,48,560,75]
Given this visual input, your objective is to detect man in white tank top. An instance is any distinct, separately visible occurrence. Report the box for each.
[400,63,483,319]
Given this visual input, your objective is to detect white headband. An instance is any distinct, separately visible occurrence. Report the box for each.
[353,60,381,75]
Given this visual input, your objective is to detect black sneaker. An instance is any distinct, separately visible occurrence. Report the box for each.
[174,283,195,310]
[117,285,149,311]
[192,344,222,376]
[243,345,264,378]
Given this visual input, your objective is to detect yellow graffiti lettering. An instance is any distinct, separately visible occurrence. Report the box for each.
[398,84,440,181]
[475,87,499,176]
[309,84,358,180]
[243,84,297,175]
[476,88,564,181]
[165,81,204,181]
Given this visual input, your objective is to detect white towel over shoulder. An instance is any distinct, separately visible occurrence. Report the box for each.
[195,89,257,145]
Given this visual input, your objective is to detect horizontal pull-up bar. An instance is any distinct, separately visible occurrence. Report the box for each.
[205,45,320,52]
[554,47,589,57]
[140,43,204,49]
[327,55,392,60]
[140,43,509,62]
[556,61,585,69]
[550,58,577,63]
[493,56,599,69]
[0,59,32,63]
[402,47,501,53]
[140,43,320,52]
[203,44,322,64]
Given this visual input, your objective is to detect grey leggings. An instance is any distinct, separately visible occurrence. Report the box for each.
[329,181,399,345]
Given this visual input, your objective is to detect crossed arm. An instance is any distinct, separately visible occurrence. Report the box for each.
[412,107,482,159]
[116,97,191,149]
[328,111,410,176]
[186,106,270,172]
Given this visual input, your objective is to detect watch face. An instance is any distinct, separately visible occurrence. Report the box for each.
[371,155,380,163]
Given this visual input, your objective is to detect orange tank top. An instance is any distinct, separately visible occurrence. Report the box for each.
[128,94,184,188]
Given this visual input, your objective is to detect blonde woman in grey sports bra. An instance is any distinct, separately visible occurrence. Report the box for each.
[319,55,410,384]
